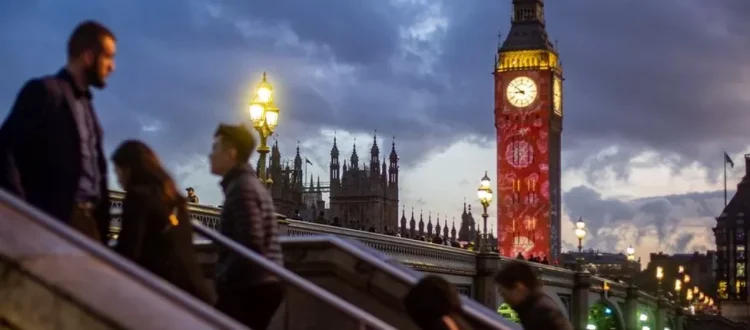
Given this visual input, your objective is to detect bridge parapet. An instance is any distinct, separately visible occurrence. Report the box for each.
[108,192,744,329]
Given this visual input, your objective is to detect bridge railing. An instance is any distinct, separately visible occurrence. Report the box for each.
[193,223,396,330]
[280,235,520,330]
[285,220,478,276]
[1,189,244,330]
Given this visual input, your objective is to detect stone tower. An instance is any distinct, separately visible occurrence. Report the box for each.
[495,0,562,261]
[268,141,304,216]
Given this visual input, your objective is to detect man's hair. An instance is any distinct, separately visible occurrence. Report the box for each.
[494,260,541,290]
[214,123,256,164]
[67,20,116,59]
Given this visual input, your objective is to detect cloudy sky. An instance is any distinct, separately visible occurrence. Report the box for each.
[2,0,749,264]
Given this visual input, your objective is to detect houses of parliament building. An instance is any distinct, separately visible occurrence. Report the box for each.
[265,133,400,232]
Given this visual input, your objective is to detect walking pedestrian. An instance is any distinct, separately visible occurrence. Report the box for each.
[209,123,284,329]
[495,261,572,330]
[0,20,116,242]
[112,140,215,304]
[403,275,473,330]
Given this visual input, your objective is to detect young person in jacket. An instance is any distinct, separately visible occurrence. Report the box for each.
[495,261,573,330]
[209,123,284,330]
[112,140,215,304]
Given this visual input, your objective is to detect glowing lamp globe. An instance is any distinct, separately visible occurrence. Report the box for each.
[249,101,265,127]
[264,106,279,131]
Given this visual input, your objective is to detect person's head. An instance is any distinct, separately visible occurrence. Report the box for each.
[403,275,463,329]
[210,124,256,176]
[112,140,181,203]
[494,260,540,307]
[67,20,116,89]
[186,187,195,196]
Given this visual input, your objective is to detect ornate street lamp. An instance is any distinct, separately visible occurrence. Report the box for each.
[656,266,664,295]
[626,246,635,261]
[248,72,279,184]
[574,217,586,253]
[476,171,494,253]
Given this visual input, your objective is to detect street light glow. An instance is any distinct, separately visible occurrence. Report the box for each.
[476,171,494,253]
[249,101,265,125]
[256,72,274,103]
[248,72,280,183]
[477,172,493,203]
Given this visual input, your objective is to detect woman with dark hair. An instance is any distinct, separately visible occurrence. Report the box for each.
[112,140,214,304]
[403,275,473,330]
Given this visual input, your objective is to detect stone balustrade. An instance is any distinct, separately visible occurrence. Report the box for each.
[108,191,744,330]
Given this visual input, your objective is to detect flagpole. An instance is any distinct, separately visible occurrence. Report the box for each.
[724,152,728,207]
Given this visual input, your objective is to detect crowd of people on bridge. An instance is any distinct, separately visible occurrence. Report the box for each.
[0,20,573,330]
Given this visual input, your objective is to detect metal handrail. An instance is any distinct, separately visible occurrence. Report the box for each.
[280,235,520,330]
[192,223,396,330]
[0,189,244,330]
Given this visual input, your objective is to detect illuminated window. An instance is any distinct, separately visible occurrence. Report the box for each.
[719,281,728,299]
[737,263,746,277]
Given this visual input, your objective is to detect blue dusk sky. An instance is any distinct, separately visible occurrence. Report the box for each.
[2,1,749,263]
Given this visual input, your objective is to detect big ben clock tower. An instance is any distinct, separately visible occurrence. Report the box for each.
[495,0,562,262]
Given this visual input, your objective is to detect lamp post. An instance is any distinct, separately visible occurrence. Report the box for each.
[248,72,279,184]
[574,217,586,253]
[656,266,664,295]
[574,218,586,270]
[626,246,635,261]
[476,171,494,253]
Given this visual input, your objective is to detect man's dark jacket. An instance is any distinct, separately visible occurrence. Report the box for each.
[216,165,282,289]
[514,291,573,330]
[0,70,110,241]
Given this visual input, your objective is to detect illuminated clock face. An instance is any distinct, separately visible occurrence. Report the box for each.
[553,77,562,114]
[506,76,538,108]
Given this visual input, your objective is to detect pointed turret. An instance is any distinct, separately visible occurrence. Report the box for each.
[409,207,416,238]
[451,219,457,242]
[388,137,399,187]
[370,131,380,172]
[400,206,407,237]
[350,141,359,170]
[499,0,554,53]
[468,204,476,242]
[426,211,433,239]
[330,135,340,186]
[418,210,425,238]
[293,143,303,190]
[443,219,449,241]
[435,214,442,240]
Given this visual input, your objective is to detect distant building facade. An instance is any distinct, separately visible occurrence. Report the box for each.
[267,141,305,218]
[329,134,399,231]
[714,154,750,321]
